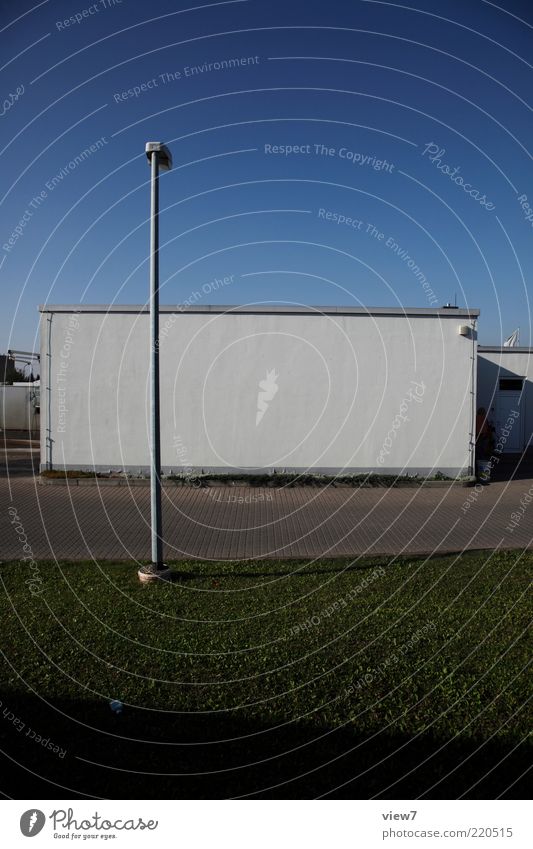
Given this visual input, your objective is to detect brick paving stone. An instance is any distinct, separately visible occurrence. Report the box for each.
[1,474,532,562]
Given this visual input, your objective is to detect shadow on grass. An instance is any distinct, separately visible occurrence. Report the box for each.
[164,550,494,582]
[166,560,390,582]
[0,691,529,800]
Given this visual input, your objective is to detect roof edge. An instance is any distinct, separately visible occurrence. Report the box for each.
[478,346,533,353]
[39,304,480,318]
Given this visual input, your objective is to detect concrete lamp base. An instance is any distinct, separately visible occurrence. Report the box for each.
[137,564,172,584]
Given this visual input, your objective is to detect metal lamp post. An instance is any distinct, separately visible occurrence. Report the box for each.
[138,142,173,583]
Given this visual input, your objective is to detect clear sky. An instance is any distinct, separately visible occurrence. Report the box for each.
[1,0,532,355]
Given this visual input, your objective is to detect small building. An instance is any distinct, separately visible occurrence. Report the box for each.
[0,381,40,434]
[477,347,533,453]
[39,304,479,477]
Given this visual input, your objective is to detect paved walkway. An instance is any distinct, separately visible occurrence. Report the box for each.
[2,471,532,562]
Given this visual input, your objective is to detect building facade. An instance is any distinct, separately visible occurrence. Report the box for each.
[39,304,479,477]
[0,382,40,433]
[477,347,533,453]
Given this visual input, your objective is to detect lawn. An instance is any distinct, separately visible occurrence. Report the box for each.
[0,550,530,799]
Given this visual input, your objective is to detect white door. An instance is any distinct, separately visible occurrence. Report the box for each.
[493,391,523,452]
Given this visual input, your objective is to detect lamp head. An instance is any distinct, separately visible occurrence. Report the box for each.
[145,142,172,171]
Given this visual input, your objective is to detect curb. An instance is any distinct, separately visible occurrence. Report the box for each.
[37,476,473,489]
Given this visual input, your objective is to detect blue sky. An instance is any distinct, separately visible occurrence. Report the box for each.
[1,0,532,354]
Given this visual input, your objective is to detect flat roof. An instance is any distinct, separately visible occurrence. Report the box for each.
[478,346,532,353]
[39,304,480,318]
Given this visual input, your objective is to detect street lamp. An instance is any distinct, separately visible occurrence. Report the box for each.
[138,142,173,584]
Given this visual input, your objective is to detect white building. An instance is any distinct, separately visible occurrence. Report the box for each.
[477,347,533,453]
[39,304,480,477]
[0,381,40,433]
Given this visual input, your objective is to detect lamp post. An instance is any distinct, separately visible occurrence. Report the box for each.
[138,142,173,584]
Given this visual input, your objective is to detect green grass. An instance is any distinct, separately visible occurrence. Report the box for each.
[0,551,530,799]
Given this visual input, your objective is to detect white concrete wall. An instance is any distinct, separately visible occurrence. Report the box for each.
[40,307,477,476]
[477,350,533,451]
